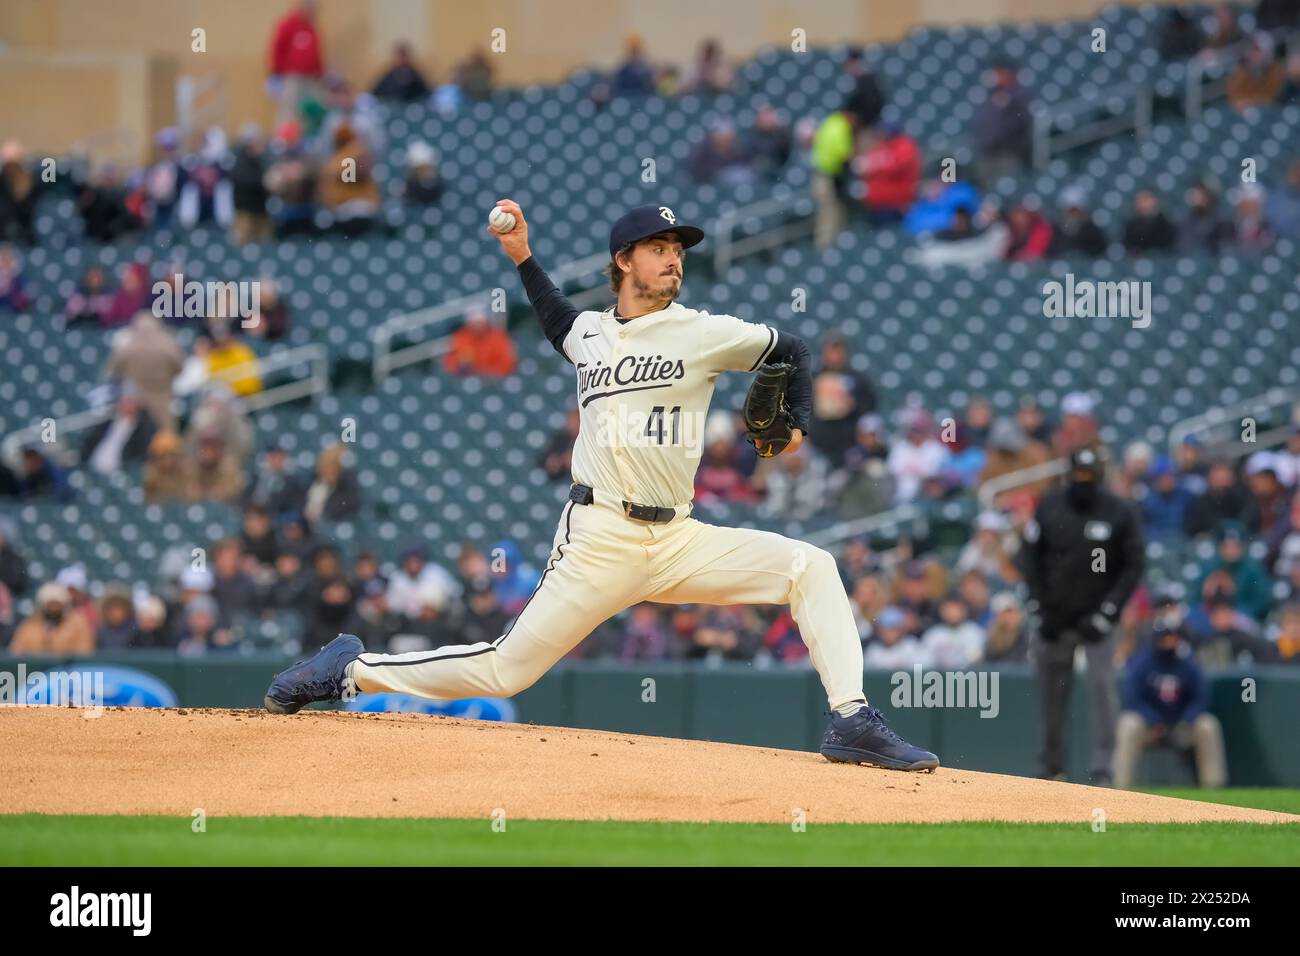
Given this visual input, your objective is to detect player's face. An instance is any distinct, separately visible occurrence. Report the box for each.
[625,234,685,302]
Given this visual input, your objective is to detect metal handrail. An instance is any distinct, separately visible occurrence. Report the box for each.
[714,194,815,272]
[977,458,1070,508]
[0,406,115,471]
[972,386,1300,507]
[208,343,330,412]
[370,253,608,382]
[1202,425,1298,461]
[371,293,485,382]
[1167,386,1297,456]
[804,503,925,548]
[1032,81,1152,170]
[0,345,329,469]
[560,253,619,313]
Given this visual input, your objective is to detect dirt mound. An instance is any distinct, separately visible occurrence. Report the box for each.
[1,707,1293,824]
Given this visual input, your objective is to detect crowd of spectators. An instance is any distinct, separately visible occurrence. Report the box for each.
[0,0,526,521]
[0,0,546,509]
[4,3,1300,681]
[806,3,1300,256]
[14,420,1300,668]
[47,100,410,245]
[0,6,465,255]
[908,171,1299,270]
[593,35,738,103]
[502,331,1300,674]
[0,513,529,659]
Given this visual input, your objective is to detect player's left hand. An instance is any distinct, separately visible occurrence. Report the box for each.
[755,429,803,457]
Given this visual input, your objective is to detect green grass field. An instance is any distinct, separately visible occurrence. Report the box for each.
[1141,787,1300,813]
[2,790,1298,866]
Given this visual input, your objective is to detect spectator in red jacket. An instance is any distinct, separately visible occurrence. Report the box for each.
[1003,203,1053,261]
[861,123,921,221]
[763,608,809,662]
[443,306,517,378]
[268,1,325,124]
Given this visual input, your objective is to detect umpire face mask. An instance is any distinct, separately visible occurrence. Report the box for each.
[1065,449,1105,510]
[1066,474,1099,510]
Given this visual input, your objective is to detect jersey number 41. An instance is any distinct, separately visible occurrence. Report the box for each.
[645,405,682,445]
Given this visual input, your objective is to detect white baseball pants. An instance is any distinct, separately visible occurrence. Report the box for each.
[351,491,866,711]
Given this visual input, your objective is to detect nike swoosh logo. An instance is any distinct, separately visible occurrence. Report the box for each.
[583,331,600,339]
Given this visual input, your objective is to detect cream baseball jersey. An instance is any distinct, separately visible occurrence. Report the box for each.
[560,303,778,508]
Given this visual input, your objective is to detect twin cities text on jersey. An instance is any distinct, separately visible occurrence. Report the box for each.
[576,354,687,404]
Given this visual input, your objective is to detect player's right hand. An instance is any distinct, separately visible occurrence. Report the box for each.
[487,198,532,265]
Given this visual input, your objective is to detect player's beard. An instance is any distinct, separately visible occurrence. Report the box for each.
[632,271,680,305]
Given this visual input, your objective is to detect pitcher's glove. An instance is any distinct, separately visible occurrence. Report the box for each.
[743,362,796,458]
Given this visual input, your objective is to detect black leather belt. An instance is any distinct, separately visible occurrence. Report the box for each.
[569,483,678,523]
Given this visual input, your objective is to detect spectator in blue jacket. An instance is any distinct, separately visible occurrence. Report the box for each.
[16,446,73,501]
[1139,456,1195,539]
[488,539,538,617]
[904,180,982,235]
[612,36,655,97]
[1114,621,1227,789]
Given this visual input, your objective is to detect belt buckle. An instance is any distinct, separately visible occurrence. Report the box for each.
[622,500,637,519]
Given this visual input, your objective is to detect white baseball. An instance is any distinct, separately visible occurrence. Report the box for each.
[488,207,517,234]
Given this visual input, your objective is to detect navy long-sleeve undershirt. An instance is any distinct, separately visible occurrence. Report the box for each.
[517,255,580,362]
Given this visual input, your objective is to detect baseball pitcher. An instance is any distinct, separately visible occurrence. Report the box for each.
[266,201,939,772]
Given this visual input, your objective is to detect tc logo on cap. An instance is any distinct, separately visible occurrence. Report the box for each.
[659,206,677,224]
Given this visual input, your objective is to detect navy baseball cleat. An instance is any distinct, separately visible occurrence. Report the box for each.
[820,704,940,771]
[264,634,364,714]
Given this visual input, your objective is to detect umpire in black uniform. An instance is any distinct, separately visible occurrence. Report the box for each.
[1020,446,1144,785]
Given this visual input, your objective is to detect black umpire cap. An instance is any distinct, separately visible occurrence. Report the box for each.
[609,205,705,257]
[1070,446,1104,479]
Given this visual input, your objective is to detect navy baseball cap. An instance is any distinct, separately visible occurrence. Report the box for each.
[609,205,704,257]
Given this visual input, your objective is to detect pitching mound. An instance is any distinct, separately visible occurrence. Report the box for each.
[2,707,1294,825]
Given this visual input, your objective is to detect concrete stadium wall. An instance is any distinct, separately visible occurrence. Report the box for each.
[1,0,1195,162]
[0,51,178,169]
[3,653,1297,787]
